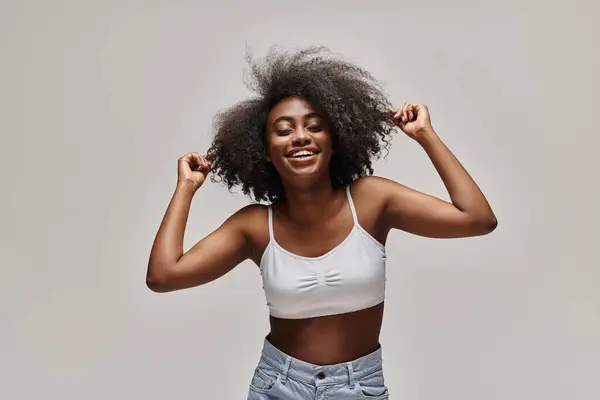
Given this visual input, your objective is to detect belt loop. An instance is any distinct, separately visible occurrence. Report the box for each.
[280,356,292,384]
[346,362,356,389]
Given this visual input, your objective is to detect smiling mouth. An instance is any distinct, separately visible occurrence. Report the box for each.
[285,150,321,159]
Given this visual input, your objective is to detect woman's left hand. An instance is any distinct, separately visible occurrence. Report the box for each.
[389,103,434,141]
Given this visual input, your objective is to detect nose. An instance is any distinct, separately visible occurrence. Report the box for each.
[292,127,311,146]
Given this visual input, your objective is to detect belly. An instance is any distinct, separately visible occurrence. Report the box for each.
[267,302,384,365]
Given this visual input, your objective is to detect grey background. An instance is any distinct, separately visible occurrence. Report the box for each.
[2,1,598,399]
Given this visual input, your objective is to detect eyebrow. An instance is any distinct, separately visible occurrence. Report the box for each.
[272,112,323,125]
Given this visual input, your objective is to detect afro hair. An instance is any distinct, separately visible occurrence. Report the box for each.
[206,46,397,203]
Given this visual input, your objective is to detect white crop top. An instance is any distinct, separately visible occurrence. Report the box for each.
[259,185,387,319]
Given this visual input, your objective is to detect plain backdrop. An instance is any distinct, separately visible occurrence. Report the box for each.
[2,1,598,399]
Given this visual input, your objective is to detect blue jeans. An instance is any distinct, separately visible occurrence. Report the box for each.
[247,336,389,399]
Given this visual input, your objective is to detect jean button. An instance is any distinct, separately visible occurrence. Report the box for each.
[316,371,326,379]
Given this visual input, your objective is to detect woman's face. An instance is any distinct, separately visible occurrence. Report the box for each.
[265,96,333,185]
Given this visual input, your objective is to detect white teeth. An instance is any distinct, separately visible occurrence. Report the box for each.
[290,150,315,158]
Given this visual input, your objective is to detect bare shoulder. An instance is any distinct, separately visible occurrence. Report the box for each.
[231,202,267,219]
[229,203,270,264]
[351,175,403,206]
[353,174,406,190]
[217,202,268,243]
[349,176,396,242]
[229,203,268,232]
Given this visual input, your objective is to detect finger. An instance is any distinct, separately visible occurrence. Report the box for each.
[407,104,415,121]
[414,104,429,122]
[187,152,205,171]
[190,152,202,166]
[198,154,214,172]
[199,155,211,171]
[393,109,403,124]
[401,102,410,122]
[419,104,429,117]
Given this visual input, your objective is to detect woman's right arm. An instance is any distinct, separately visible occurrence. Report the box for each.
[146,152,252,293]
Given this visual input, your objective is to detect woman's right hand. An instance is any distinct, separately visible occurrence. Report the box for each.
[177,152,212,190]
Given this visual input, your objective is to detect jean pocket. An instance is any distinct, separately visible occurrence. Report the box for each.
[355,368,389,399]
[249,366,279,394]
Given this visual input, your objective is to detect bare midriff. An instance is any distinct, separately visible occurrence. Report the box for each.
[267,302,384,365]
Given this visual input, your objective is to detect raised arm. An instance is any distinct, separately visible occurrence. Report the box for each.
[146,152,252,293]
[376,103,497,238]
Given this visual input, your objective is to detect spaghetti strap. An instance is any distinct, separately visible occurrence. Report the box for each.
[345,184,359,226]
[267,205,275,241]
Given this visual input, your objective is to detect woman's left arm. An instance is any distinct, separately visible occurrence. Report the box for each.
[375,103,497,238]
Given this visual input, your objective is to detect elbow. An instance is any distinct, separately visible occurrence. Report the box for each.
[146,274,167,293]
[489,216,498,232]
[476,214,498,235]
[145,266,172,293]
[461,212,497,237]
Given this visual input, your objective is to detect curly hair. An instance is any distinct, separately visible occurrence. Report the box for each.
[206,46,397,203]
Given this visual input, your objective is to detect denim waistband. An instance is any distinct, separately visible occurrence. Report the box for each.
[258,336,383,387]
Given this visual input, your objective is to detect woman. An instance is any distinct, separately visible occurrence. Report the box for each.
[146,47,497,399]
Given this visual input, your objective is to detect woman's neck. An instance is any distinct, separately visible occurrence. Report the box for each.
[280,179,343,226]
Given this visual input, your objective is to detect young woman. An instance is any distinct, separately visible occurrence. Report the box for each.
[147,47,497,399]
